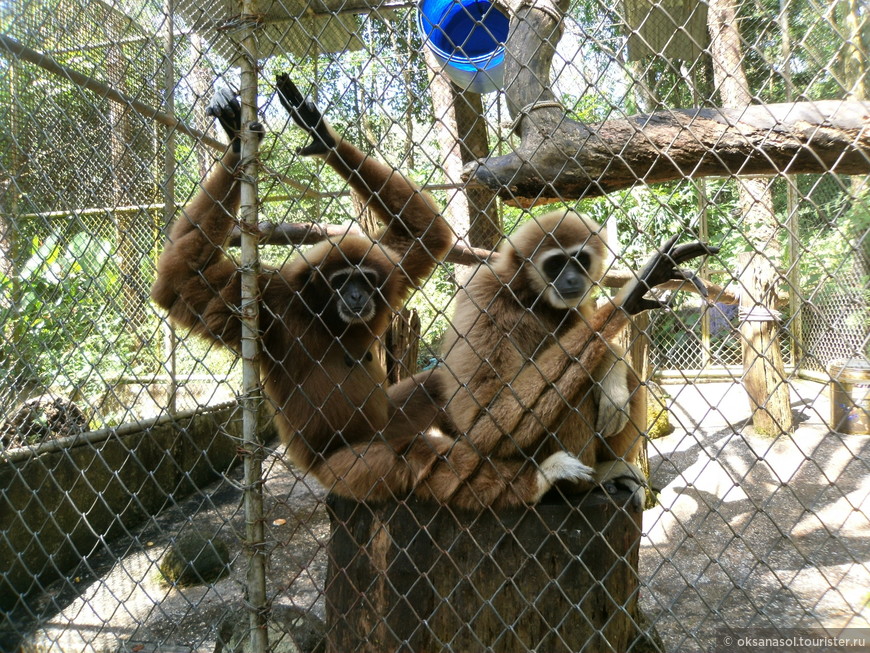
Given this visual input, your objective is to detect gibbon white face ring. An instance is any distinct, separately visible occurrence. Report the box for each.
[330,267,380,324]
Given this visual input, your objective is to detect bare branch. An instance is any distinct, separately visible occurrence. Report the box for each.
[228,222,737,303]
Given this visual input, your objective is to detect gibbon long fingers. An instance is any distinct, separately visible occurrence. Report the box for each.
[275,74,337,155]
[206,87,242,148]
[535,452,596,500]
[618,237,719,315]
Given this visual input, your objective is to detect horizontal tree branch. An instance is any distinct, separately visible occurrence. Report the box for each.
[228,222,738,303]
[462,101,870,206]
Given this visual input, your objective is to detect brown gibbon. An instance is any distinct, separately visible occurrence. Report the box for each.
[152,77,715,509]
[152,76,461,501]
[408,211,718,509]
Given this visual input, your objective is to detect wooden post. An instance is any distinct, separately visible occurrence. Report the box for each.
[386,308,421,383]
[325,492,644,652]
[738,252,794,434]
[620,312,653,487]
[424,50,501,251]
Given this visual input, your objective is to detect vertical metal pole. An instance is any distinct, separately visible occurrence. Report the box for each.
[162,0,178,414]
[237,9,268,652]
[780,0,802,368]
[7,62,24,389]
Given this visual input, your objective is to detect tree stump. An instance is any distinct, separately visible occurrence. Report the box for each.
[325,491,645,652]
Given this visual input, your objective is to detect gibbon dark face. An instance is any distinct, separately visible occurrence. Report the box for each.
[329,266,381,324]
[506,210,606,311]
[294,237,392,331]
[537,246,595,309]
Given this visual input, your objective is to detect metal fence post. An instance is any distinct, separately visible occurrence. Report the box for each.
[237,10,268,652]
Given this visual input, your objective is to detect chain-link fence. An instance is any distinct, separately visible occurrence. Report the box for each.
[1,0,868,650]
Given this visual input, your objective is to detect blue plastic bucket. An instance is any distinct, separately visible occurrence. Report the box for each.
[418,0,509,94]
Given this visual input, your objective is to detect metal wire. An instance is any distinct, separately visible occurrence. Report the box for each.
[0,0,868,651]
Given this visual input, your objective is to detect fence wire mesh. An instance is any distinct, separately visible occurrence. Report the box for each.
[1,0,868,651]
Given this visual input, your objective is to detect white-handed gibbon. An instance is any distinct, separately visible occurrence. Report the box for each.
[152,77,462,501]
[152,77,715,508]
[407,211,718,509]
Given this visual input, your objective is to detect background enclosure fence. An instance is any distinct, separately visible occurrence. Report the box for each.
[1,0,868,650]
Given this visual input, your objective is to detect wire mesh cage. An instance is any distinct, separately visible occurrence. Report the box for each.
[1,0,868,651]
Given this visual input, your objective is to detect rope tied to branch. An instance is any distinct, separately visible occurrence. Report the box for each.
[739,305,782,323]
[509,100,566,134]
[513,0,565,24]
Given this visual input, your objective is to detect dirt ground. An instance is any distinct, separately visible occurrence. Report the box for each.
[14,379,870,652]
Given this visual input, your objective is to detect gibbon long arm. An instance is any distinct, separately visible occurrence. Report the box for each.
[459,238,717,453]
[153,80,455,504]
[276,74,449,293]
[151,88,264,349]
[417,234,718,509]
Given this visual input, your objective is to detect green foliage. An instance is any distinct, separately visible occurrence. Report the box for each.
[0,232,141,409]
[800,189,870,298]
[580,179,739,270]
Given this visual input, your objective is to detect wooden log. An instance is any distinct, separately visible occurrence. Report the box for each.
[385,308,420,383]
[738,252,793,434]
[462,5,870,205]
[325,492,645,652]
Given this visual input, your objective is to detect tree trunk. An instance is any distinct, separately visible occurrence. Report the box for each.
[709,0,793,433]
[425,51,501,250]
[326,492,648,652]
[839,0,868,101]
[385,308,420,383]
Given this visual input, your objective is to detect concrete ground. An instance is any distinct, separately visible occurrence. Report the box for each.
[13,379,870,652]
[641,379,870,651]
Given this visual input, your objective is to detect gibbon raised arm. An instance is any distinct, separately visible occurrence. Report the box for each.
[151,87,263,348]
[152,78,715,510]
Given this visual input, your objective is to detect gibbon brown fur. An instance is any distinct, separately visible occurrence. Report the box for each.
[402,210,717,509]
[153,79,715,509]
[437,211,643,500]
[152,78,456,502]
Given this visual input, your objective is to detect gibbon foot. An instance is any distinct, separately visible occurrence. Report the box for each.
[621,235,720,315]
[535,452,596,501]
[594,460,647,510]
[275,73,337,156]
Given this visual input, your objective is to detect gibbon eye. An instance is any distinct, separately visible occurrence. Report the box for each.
[328,268,381,292]
[574,251,591,271]
[542,253,570,281]
[329,271,350,287]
